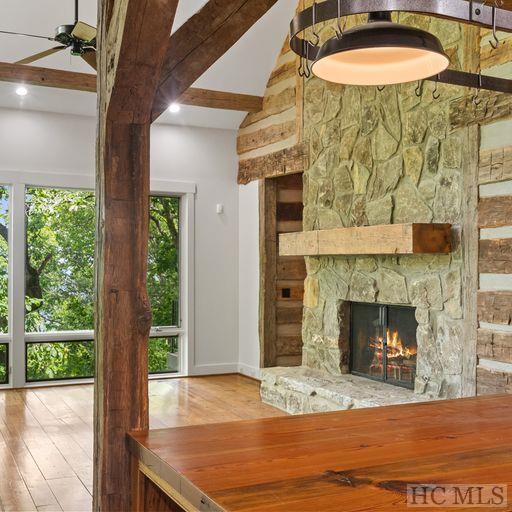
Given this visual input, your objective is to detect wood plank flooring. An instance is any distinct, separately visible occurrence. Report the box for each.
[0,375,284,512]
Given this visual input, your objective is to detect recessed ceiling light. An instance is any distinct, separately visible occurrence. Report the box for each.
[168,103,180,113]
[312,12,449,86]
[15,86,28,97]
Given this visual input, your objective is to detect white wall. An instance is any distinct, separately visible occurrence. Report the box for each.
[237,181,261,379]
[0,107,241,375]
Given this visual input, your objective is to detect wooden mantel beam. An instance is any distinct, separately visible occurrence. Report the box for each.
[152,0,278,120]
[94,0,179,510]
[0,61,263,112]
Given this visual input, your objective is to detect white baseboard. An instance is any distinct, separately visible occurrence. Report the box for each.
[190,363,239,376]
[238,363,261,380]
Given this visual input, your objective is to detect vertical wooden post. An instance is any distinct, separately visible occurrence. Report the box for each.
[94,0,179,509]
[94,120,152,511]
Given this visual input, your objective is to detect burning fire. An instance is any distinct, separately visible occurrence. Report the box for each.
[369,329,417,360]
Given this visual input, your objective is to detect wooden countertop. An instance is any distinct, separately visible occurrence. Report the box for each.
[129,395,512,511]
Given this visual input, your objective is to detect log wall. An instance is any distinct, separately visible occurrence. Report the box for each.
[476,30,512,395]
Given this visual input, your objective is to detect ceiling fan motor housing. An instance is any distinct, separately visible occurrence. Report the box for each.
[55,25,75,46]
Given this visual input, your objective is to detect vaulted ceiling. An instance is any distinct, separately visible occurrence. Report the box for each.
[0,0,296,129]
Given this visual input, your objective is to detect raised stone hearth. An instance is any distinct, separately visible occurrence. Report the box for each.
[261,367,431,415]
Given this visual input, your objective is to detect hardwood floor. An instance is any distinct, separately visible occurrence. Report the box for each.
[0,375,284,512]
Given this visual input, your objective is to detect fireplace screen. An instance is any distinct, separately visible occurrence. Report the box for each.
[350,303,418,389]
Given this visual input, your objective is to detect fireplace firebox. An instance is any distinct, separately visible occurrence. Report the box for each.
[350,303,418,390]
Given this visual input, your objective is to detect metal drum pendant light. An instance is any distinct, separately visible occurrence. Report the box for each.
[311,12,450,86]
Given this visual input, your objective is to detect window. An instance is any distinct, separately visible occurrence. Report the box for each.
[3,186,183,385]
[0,344,7,384]
[25,187,95,333]
[26,340,94,382]
[148,196,180,328]
[0,186,9,334]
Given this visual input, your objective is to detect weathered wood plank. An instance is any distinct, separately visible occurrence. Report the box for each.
[479,238,512,273]
[276,335,303,356]
[237,120,295,155]
[239,86,296,128]
[450,91,512,130]
[479,146,512,184]
[238,142,309,184]
[276,202,303,222]
[478,329,512,364]
[179,88,262,112]
[481,36,512,70]
[276,257,306,280]
[478,291,512,325]
[477,367,512,395]
[279,224,452,257]
[479,196,512,228]
[152,0,278,120]
[276,305,303,324]
[259,179,278,368]
[94,0,179,510]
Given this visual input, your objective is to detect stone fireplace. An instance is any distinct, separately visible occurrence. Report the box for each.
[260,12,479,415]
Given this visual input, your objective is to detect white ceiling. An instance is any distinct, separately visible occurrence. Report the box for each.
[0,0,297,129]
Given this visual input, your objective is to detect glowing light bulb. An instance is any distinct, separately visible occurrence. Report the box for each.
[168,103,180,113]
[16,86,28,97]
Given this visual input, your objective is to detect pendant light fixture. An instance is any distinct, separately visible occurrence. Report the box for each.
[311,12,450,86]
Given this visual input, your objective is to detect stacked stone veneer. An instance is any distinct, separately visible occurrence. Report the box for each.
[288,13,478,402]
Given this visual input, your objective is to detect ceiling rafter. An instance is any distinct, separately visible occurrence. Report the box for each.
[0,62,263,112]
[151,0,278,121]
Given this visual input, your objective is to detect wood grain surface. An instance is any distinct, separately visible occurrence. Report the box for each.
[130,395,512,511]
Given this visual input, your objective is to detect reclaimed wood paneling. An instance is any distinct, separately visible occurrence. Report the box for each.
[276,257,306,280]
[477,329,512,364]
[450,92,512,130]
[479,196,512,228]
[477,367,512,395]
[279,224,452,257]
[237,120,296,155]
[478,291,512,325]
[276,304,303,324]
[481,37,512,70]
[479,238,512,273]
[479,146,512,184]
[238,142,309,184]
[240,86,295,128]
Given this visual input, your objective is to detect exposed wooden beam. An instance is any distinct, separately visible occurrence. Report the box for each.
[0,61,97,92]
[152,0,278,121]
[279,224,453,257]
[94,0,179,510]
[179,87,263,112]
[0,62,263,112]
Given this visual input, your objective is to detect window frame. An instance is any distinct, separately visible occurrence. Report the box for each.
[0,170,195,388]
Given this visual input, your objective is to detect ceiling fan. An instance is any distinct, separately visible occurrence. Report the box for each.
[0,0,97,70]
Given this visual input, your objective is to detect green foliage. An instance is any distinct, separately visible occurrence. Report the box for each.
[0,187,9,333]
[26,341,94,381]
[0,344,7,383]
[15,188,180,382]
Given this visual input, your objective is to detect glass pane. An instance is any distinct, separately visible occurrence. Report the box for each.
[25,188,95,332]
[149,336,179,374]
[0,186,9,333]
[0,344,8,384]
[351,303,384,379]
[26,340,94,382]
[386,306,418,388]
[149,196,180,327]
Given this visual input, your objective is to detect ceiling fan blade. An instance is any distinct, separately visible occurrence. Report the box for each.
[71,21,97,42]
[80,48,97,71]
[15,46,67,65]
[0,29,54,41]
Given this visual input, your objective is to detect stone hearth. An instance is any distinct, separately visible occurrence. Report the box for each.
[261,367,431,415]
